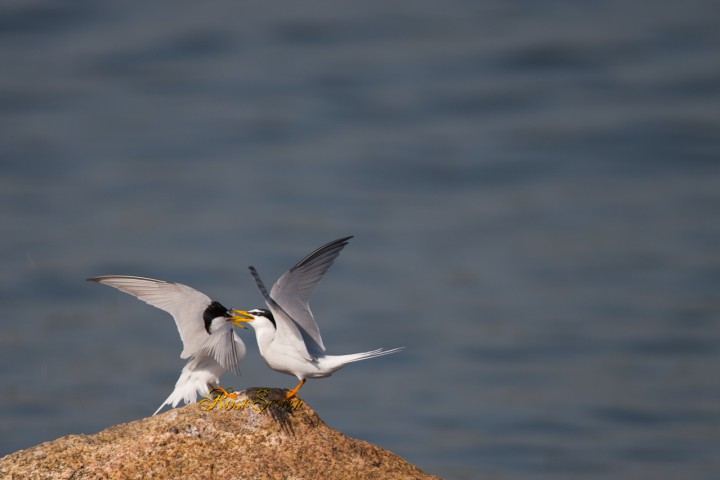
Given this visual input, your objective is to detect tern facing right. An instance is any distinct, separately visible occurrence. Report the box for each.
[235,236,403,398]
[87,275,250,415]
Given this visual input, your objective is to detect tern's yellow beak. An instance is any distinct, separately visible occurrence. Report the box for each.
[230,309,254,328]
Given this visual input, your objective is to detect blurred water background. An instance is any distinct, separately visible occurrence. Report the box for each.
[1,1,719,478]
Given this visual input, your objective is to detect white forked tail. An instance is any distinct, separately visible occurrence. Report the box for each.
[319,347,404,373]
[341,347,405,363]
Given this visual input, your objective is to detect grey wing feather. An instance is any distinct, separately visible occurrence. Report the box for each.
[249,266,312,360]
[269,236,353,353]
[87,275,212,358]
[193,322,246,375]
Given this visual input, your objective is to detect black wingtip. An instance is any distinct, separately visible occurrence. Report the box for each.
[287,236,355,273]
[248,265,272,302]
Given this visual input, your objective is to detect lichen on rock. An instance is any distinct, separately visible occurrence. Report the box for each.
[0,388,441,479]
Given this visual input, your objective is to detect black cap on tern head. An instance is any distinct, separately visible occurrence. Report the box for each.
[203,301,231,333]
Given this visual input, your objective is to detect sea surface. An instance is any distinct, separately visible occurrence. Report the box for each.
[1,1,719,478]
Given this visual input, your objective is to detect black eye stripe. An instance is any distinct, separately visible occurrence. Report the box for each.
[251,308,275,328]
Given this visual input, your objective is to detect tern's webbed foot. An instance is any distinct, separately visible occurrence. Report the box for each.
[212,384,239,399]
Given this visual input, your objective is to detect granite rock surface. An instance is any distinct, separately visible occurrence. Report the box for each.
[0,388,441,480]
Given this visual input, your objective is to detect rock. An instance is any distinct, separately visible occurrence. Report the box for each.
[0,388,441,479]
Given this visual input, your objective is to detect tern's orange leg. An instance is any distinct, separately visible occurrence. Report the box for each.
[286,379,306,399]
[213,384,238,400]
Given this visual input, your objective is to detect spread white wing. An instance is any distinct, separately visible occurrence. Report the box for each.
[250,236,352,356]
[249,266,313,360]
[88,275,216,358]
[270,236,352,353]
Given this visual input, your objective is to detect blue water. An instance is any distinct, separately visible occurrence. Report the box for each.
[2,1,719,478]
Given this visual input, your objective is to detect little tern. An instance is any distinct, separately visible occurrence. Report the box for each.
[235,236,403,398]
[87,275,251,415]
